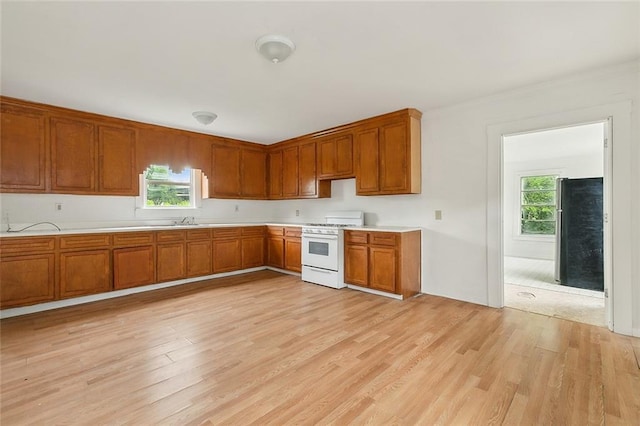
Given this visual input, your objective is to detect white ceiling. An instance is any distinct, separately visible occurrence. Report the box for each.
[2,1,638,144]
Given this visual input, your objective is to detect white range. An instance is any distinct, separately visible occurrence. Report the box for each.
[301,211,364,289]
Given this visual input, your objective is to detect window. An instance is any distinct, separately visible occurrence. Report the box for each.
[143,165,194,208]
[520,175,557,235]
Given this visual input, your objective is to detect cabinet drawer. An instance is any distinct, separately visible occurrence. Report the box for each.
[187,229,211,240]
[241,226,265,237]
[60,234,111,250]
[213,227,241,239]
[0,237,56,256]
[370,232,398,247]
[345,231,368,245]
[156,230,186,242]
[284,227,301,238]
[112,232,154,246]
[267,226,285,236]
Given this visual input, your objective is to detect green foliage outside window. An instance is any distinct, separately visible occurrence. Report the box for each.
[521,175,556,235]
[145,165,192,207]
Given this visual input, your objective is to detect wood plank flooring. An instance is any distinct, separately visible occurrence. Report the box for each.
[1,270,639,425]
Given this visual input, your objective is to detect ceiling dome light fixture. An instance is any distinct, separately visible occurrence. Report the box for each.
[192,111,217,125]
[255,34,295,64]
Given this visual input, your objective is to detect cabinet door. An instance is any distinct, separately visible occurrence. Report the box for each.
[298,142,317,197]
[369,246,396,293]
[284,238,301,272]
[0,104,48,191]
[98,125,137,195]
[211,144,241,197]
[187,240,212,277]
[157,243,186,282]
[59,249,111,298]
[318,134,353,179]
[0,254,55,308]
[113,245,155,289]
[241,148,267,198]
[268,150,283,199]
[282,146,299,198]
[266,237,285,268]
[355,128,380,194]
[379,121,409,192]
[242,236,265,269]
[50,117,96,192]
[213,239,242,273]
[344,245,368,286]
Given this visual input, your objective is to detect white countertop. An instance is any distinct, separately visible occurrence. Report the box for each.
[0,222,420,238]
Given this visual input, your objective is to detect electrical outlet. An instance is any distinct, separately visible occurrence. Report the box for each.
[295,209,300,217]
[234,205,239,213]
[55,203,63,211]
[435,210,442,220]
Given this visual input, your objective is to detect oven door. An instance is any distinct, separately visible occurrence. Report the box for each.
[302,234,339,271]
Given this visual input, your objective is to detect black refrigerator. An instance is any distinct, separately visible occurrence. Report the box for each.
[554,177,604,291]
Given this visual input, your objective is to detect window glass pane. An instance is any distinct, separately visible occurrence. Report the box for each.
[520,175,557,235]
[145,165,193,207]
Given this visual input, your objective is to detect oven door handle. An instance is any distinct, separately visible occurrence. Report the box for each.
[303,234,338,240]
[305,266,334,274]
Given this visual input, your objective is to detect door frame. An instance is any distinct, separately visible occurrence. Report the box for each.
[501,121,610,328]
[487,101,633,335]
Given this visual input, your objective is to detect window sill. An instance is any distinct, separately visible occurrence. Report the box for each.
[513,234,556,243]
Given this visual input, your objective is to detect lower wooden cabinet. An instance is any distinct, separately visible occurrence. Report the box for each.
[157,242,186,282]
[59,249,111,298]
[187,240,212,277]
[242,236,265,269]
[266,226,301,272]
[113,245,155,290]
[0,253,55,308]
[344,230,421,298]
[213,238,241,273]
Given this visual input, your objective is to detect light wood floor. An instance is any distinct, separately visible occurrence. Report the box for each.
[1,271,639,425]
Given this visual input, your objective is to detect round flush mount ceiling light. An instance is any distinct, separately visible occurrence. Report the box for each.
[192,111,217,125]
[255,34,295,64]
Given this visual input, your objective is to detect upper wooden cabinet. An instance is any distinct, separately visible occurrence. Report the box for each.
[50,117,97,193]
[98,125,137,195]
[210,144,267,199]
[240,148,267,198]
[211,144,241,197]
[354,109,422,195]
[272,141,330,199]
[0,103,48,192]
[317,133,354,180]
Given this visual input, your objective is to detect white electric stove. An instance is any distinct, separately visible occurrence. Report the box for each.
[301,211,364,289]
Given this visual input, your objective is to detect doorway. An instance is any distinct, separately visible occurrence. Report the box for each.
[502,122,608,327]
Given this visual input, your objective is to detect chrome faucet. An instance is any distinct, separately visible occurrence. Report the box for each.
[177,216,195,225]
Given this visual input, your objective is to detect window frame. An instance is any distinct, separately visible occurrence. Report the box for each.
[513,170,561,241]
[135,166,205,218]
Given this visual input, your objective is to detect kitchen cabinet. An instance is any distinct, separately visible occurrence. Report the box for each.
[0,102,48,192]
[156,230,186,282]
[97,125,137,195]
[0,236,56,308]
[284,227,302,272]
[212,228,242,273]
[317,133,354,180]
[277,141,330,199]
[137,127,189,175]
[58,234,112,298]
[241,226,265,269]
[50,116,97,193]
[211,144,241,197]
[266,226,301,272]
[282,146,299,198]
[344,230,421,298]
[210,145,267,199]
[354,109,422,195]
[186,229,212,277]
[266,226,285,269]
[112,232,155,290]
[268,150,283,199]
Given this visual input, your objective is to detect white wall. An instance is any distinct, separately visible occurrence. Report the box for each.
[1,62,638,336]
[503,126,604,261]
